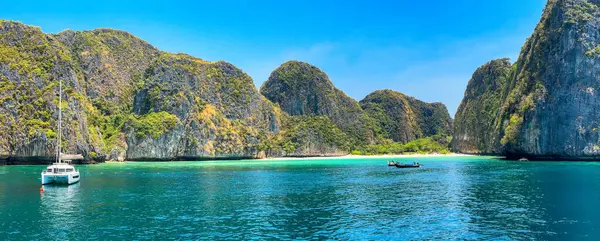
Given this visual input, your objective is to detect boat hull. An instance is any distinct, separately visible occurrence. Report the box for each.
[394,164,421,169]
[41,173,80,185]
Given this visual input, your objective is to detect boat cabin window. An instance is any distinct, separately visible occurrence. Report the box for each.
[47,168,52,172]
[58,168,66,173]
[66,169,73,172]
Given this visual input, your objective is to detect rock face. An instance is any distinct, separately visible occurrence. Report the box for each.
[454,0,600,160]
[360,90,452,143]
[500,0,600,159]
[452,59,511,154]
[273,115,350,157]
[0,21,104,163]
[56,28,161,160]
[0,21,455,162]
[0,21,280,162]
[260,61,377,146]
[261,61,454,153]
[126,53,280,160]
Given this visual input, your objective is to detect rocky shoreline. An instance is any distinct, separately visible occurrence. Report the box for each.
[0,156,101,165]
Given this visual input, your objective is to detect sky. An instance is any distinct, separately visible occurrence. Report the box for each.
[1,0,548,116]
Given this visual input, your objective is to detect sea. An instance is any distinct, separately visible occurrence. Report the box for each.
[1,156,599,240]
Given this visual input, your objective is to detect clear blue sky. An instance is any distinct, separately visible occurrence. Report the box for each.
[1,0,547,116]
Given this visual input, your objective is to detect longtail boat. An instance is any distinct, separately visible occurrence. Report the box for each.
[394,163,421,169]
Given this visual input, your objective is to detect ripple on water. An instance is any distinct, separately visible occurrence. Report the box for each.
[2,158,600,239]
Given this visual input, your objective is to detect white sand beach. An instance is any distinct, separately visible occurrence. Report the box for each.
[266,153,477,161]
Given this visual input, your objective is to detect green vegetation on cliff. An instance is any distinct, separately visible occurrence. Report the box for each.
[272,115,350,156]
[127,52,280,160]
[495,0,600,158]
[352,135,452,155]
[1,20,454,161]
[260,61,377,147]
[360,90,419,143]
[360,89,452,143]
[0,21,104,159]
[452,0,600,159]
[58,27,161,157]
[0,21,280,161]
[261,61,453,156]
[409,100,453,138]
[128,112,179,139]
[452,58,512,154]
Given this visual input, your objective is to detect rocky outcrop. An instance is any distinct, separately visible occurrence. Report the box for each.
[260,60,377,146]
[0,21,455,163]
[269,115,350,157]
[452,59,512,154]
[261,61,455,151]
[56,28,161,160]
[0,21,281,163]
[360,90,420,143]
[360,90,452,143]
[494,0,600,159]
[408,99,453,138]
[126,53,280,160]
[453,0,600,160]
[498,0,600,159]
[56,28,160,106]
[0,21,104,161]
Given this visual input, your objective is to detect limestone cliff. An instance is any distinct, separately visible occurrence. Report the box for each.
[452,59,512,154]
[56,28,161,161]
[0,21,103,163]
[453,0,600,160]
[496,0,600,159]
[360,90,452,143]
[126,53,280,160]
[0,21,280,163]
[0,21,455,163]
[270,115,350,157]
[260,61,377,146]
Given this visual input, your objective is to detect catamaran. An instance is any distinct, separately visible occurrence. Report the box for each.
[41,159,81,185]
[41,80,81,185]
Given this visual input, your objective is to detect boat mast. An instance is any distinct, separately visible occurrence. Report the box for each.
[57,79,62,163]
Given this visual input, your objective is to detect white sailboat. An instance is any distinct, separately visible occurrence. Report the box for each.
[41,80,81,185]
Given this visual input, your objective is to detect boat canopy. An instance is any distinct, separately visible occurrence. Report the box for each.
[60,154,84,160]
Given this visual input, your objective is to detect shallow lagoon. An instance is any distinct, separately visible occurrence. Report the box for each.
[2,157,600,240]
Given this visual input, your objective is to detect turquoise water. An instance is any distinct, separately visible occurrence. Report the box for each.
[1,157,600,240]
